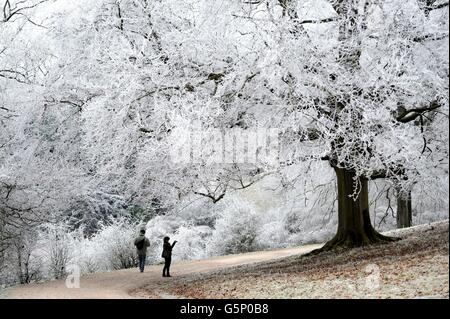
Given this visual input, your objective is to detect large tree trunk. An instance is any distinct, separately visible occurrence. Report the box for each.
[396,189,412,228]
[317,167,398,252]
[303,1,400,255]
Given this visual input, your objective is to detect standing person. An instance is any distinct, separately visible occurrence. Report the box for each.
[161,236,177,277]
[134,229,150,273]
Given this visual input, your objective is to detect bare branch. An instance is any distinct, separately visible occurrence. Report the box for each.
[0,69,31,84]
[116,1,123,31]
[419,0,449,16]
[413,32,449,43]
[2,0,48,23]
[378,187,395,228]
[396,100,442,123]
[298,16,339,25]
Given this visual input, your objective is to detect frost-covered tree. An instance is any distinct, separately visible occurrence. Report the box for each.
[157,0,449,249]
[44,0,449,249]
[249,0,447,249]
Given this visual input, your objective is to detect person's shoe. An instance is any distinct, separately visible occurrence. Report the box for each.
[167,274,172,277]
[162,274,166,277]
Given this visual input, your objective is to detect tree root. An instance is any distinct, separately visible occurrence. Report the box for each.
[305,232,401,257]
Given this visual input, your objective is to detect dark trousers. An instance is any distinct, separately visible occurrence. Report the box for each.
[163,257,171,276]
[138,255,146,272]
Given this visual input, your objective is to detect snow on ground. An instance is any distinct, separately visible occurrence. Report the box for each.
[162,220,449,299]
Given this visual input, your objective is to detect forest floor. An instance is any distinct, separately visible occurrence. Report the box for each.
[160,220,448,299]
[2,220,448,299]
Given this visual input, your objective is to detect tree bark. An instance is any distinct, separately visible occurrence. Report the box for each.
[315,167,398,252]
[396,189,412,228]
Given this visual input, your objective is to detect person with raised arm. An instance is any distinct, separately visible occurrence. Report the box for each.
[161,236,177,277]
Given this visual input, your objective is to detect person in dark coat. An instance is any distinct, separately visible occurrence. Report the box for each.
[162,236,177,277]
[134,229,150,273]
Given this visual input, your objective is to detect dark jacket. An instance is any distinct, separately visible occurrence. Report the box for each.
[134,235,150,256]
[162,242,175,258]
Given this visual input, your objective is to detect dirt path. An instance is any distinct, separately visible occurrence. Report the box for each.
[2,243,323,299]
